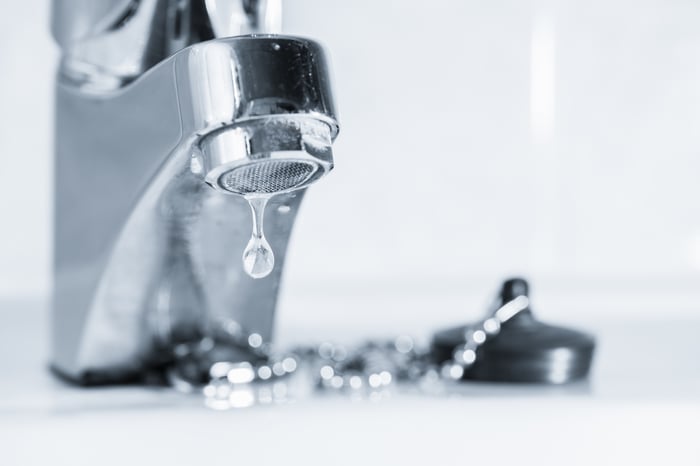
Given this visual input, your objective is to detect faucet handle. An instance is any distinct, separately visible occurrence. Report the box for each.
[51,0,135,48]
[205,0,282,37]
[52,0,282,91]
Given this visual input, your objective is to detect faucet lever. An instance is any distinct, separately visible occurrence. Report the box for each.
[204,0,282,37]
[52,0,283,90]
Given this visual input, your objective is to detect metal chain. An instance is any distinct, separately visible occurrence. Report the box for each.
[166,295,530,408]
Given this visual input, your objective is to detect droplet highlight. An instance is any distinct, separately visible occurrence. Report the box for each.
[242,196,275,279]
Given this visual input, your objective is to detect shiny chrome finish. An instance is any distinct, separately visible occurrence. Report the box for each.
[204,0,282,37]
[52,0,283,91]
[51,2,338,383]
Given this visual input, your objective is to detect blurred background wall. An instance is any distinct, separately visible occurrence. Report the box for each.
[1,0,699,323]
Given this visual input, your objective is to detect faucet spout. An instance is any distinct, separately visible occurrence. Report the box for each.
[52,35,339,383]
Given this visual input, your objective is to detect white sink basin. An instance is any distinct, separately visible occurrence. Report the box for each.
[1,299,699,465]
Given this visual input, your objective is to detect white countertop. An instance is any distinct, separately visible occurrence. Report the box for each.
[1,298,699,466]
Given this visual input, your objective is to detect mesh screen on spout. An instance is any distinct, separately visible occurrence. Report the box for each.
[218,160,319,195]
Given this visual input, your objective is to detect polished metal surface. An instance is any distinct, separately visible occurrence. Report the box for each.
[52,2,339,383]
[52,0,283,90]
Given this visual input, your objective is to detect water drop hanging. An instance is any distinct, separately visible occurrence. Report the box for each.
[242,196,275,279]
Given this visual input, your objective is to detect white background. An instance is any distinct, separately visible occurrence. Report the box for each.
[1,0,699,322]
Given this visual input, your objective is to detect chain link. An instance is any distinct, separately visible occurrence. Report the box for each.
[166,295,530,408]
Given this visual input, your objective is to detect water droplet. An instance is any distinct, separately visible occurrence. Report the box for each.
[257,365,272,380]
[242,196,275,279]
[271,42,280,51]
[282,357,297,373]
[349,376,363,389]
[226,362,255,384]
[247,333,263,348]
[272,362,285,376]
[330,375,344,389]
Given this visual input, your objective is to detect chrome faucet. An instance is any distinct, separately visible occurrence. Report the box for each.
[51,0,339,384]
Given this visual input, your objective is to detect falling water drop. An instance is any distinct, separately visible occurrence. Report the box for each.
[242,196,274,279]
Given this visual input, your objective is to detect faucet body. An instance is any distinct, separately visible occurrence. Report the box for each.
[51,1,337,383]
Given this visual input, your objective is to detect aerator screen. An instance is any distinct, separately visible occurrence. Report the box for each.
[218,159,319,195]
